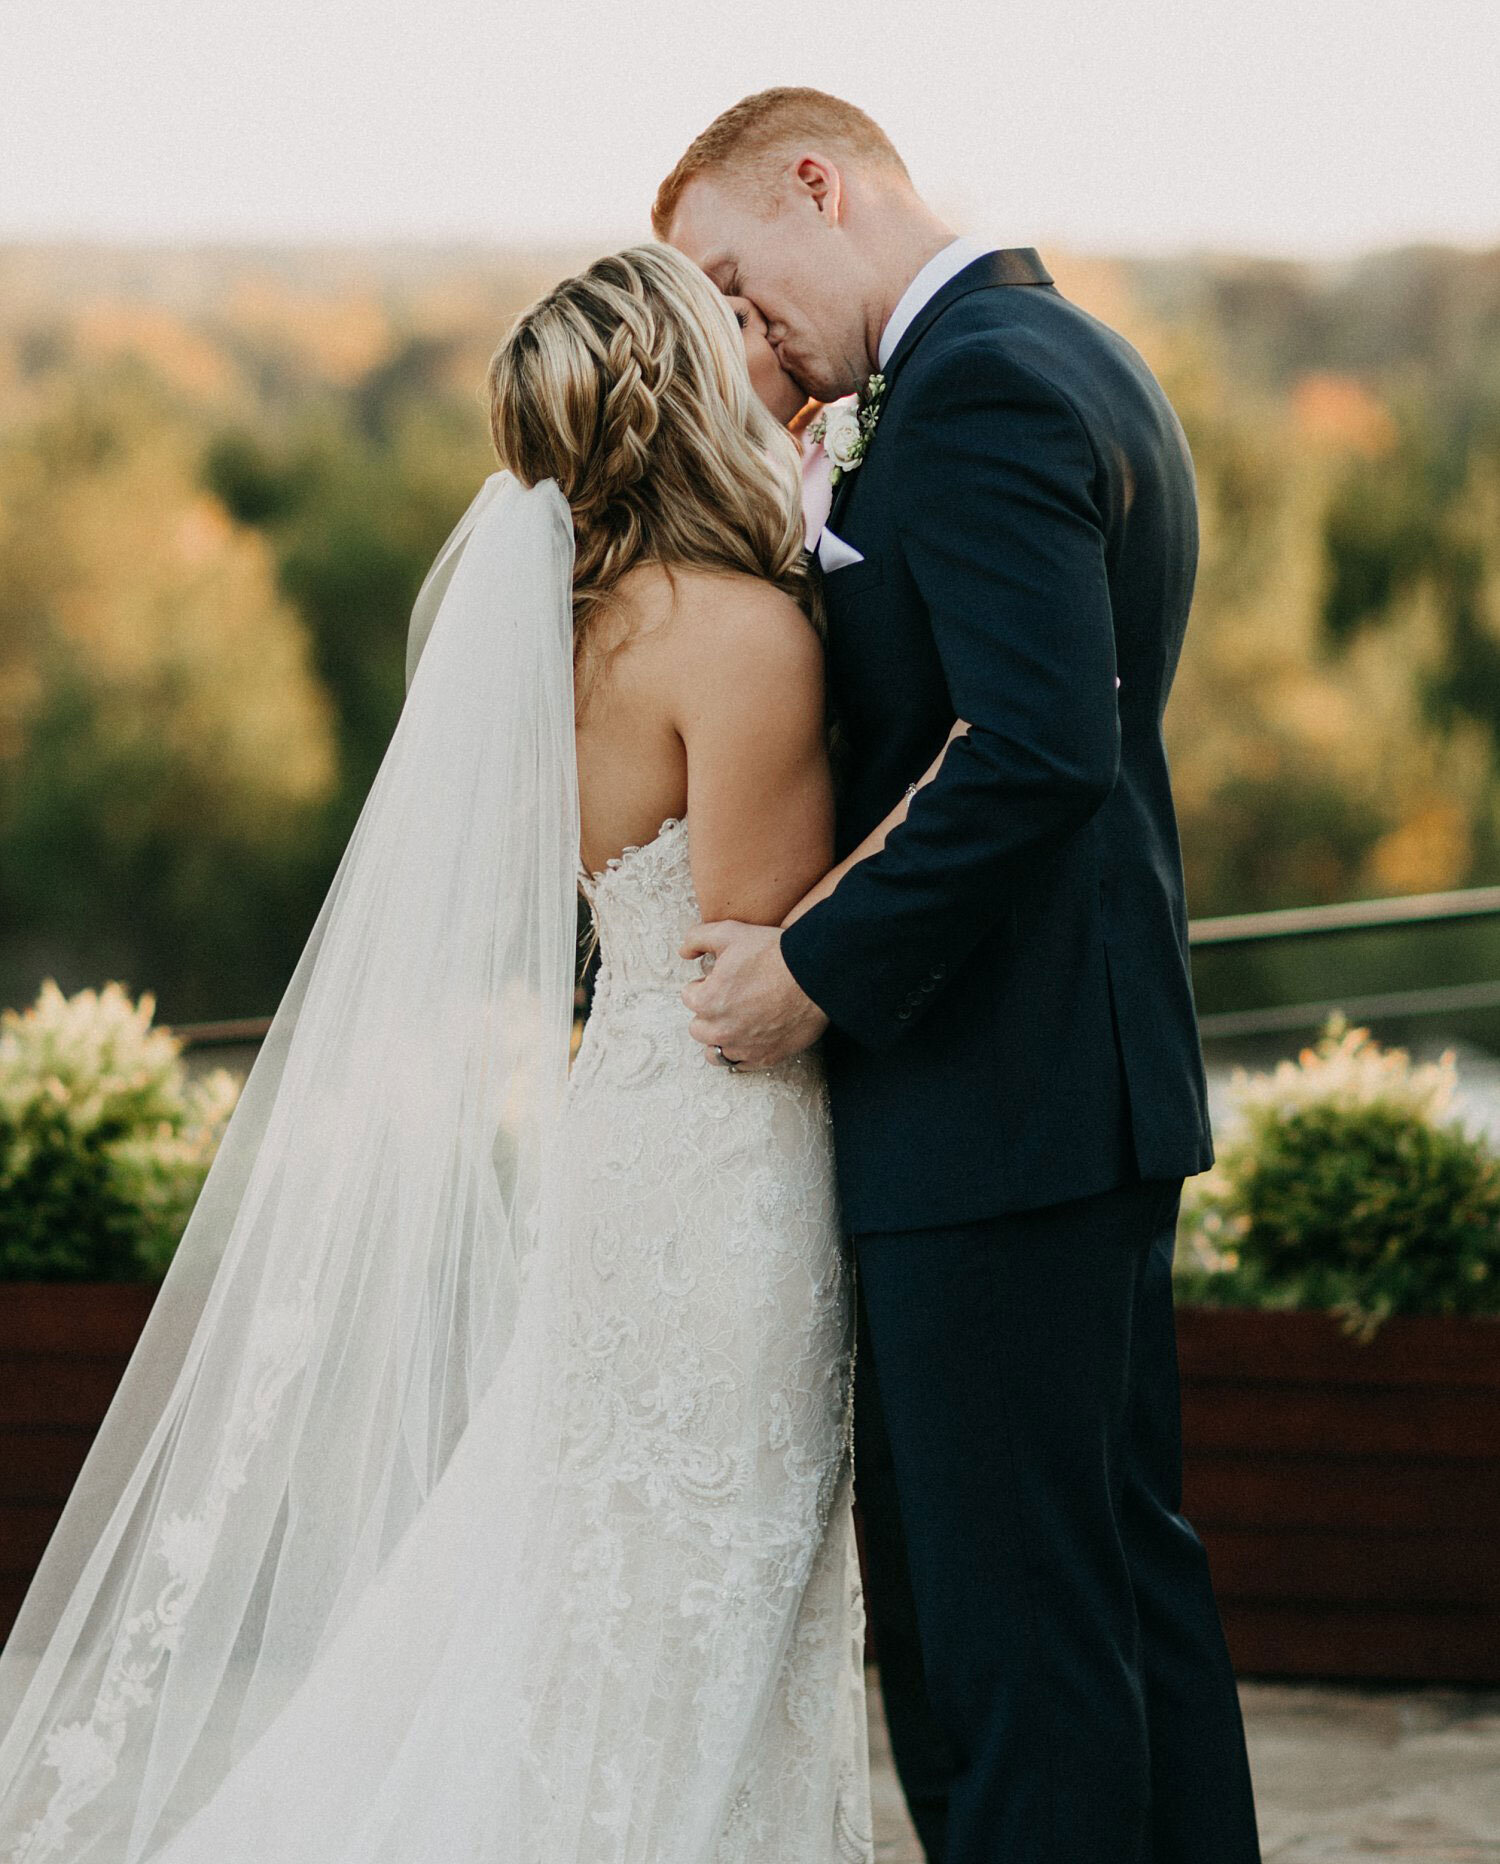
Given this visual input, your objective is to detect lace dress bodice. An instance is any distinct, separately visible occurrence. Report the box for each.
[579,814,700,993]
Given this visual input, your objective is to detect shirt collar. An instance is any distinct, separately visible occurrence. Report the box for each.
[876,235,996,373]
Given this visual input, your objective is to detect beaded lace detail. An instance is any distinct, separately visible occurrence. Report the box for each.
[555,812,872,1860]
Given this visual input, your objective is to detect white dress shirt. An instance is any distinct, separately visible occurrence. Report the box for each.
[877,235,995,373]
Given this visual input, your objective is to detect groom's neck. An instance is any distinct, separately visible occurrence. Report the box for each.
[860,200,961,373]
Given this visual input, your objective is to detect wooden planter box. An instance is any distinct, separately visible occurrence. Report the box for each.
[5,1289,1497,1682]
[0,1282,159,1646]
[1176,1306,1500,1683]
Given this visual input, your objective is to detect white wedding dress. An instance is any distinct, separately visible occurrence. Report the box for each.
[152,819,872,1864]
[0,476,871,1863]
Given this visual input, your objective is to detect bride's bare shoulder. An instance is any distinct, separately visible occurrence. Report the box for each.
[615,560,809,620]
[645,565,820,676]
[588,564,819,728]
[652,572,825,767]
[598,563,820,717]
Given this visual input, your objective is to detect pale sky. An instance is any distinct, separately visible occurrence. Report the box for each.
[2,0,1496,258]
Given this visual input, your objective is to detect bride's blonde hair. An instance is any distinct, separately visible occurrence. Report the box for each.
[486,243,810,689]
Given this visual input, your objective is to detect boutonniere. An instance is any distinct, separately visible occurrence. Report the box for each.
[807,372,886,488]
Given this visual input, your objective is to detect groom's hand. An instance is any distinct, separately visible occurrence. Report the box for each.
[679,921,829,1070]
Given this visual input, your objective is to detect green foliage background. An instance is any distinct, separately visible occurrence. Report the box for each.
[2,242,1499,1024]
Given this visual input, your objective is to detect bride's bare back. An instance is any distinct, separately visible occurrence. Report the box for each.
[575,562,834,927]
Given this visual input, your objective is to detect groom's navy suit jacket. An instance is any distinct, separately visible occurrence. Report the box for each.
[779,249,1215,1234]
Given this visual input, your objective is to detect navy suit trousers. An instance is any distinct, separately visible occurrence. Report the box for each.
[851,1176,1261,1864]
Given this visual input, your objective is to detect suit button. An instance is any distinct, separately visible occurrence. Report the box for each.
[896,1006,913,1021]
[920,979,936,993]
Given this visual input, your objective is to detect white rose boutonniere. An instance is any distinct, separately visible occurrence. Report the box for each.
[807,372,886,489]
[821,401,863,469]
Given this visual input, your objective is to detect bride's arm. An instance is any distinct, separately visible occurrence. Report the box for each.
[781,720,970,928]
[666,574,835,928]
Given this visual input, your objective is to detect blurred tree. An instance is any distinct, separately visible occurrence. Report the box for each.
[3,240,1500,1023]
[1163,342,1498,914]
[0,364,338,1019]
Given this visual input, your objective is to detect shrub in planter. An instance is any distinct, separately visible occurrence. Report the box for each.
[0,978,238,1281]
[1176,1014,1500,1338]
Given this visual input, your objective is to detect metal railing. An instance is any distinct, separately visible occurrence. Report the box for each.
[165,885,1500,1052]
[171,1015,276,1049]
[1189,885,1500,949]
[1189,885,1500,1040]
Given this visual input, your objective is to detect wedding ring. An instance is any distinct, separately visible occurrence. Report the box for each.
[714,1045,740,1072]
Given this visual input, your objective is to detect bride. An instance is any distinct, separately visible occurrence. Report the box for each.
[0,244,961,1863]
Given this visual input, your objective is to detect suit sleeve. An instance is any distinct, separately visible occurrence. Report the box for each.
[779,339,1119,1050]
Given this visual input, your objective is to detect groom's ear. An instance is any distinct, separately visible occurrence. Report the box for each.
[790,153,844,223]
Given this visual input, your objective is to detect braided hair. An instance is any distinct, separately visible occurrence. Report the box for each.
[487,244,812,699]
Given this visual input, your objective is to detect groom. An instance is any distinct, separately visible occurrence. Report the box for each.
[658,90,1261,1864]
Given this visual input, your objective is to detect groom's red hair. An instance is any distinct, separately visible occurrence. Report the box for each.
[652,88,909,237]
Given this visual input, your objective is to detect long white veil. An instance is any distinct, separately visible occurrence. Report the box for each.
[0,471,580,1862]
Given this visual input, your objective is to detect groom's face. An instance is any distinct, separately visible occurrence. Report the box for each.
[667,169,872,404]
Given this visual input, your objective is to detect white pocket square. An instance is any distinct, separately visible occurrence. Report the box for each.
[816,527,865,573]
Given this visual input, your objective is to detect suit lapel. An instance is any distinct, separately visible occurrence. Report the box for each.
[823,247,1053,536]
[881,246,1052,390]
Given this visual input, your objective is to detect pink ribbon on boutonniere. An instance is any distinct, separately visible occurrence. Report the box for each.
[799,374,888,547]
[800,425,838,547]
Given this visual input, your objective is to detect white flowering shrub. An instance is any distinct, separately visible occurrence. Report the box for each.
[1177,1013,1500,1337]
[0,979,238,1280]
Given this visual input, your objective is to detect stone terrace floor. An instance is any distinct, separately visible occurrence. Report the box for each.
[867,1671,1500,1862]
